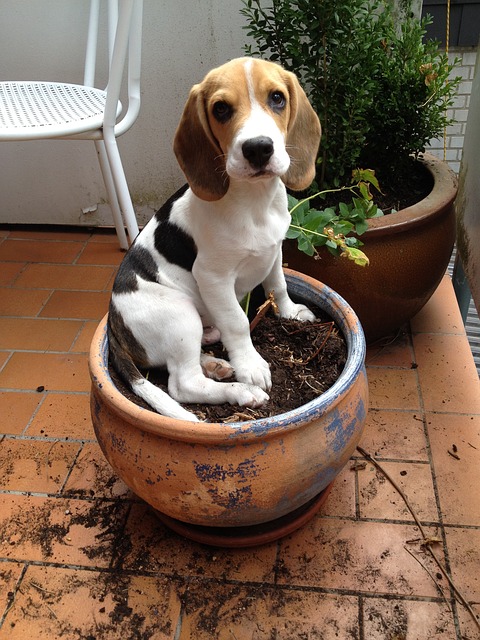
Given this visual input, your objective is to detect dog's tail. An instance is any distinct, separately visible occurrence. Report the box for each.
[107,321,199,422]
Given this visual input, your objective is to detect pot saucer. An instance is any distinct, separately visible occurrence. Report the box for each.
[154,482,334,548]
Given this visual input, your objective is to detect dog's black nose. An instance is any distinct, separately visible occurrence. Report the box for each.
[242,136,274,169]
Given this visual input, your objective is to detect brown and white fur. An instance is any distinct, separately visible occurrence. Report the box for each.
[108,57,321,421]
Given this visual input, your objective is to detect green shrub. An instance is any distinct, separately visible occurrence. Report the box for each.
[241,0,460,188]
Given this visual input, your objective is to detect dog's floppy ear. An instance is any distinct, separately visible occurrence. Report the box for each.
[173,83,228,201]
[281,70,321,192]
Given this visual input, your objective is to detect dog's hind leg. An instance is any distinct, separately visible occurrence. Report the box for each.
[201,325,221,345]
[168,362,269,409]
[200,354,234,381]
[166,317,268,409]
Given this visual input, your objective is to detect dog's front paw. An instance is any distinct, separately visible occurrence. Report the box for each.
[282,302,316,323]
[233,352,272,391]
[234,384,269,409]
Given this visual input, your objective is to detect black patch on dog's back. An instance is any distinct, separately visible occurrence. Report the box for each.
[153,184,197,272]
[112,244,159,294]
[112,185,196,296]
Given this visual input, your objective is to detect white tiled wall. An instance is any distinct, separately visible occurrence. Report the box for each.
[427,49,478,173]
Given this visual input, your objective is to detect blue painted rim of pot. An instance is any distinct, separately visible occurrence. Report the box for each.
[89,268,367,442]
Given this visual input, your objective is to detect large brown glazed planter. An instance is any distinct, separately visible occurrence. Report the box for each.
[283,154,458,343]
[89,270,368,546]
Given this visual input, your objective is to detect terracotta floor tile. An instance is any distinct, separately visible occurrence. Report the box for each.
[105,268,117,291]
[413,333,480,413]
[39,290,110,320]
[359,409,429,461]
[366,330,414,368]
[410,275,466,335]
[366,368,421,411]
[7,229,91,241]
[179,584,359,639]
[0,239,83,264]
[0,352,90,392]
[0,287,51,317]
[320,463,356,518]
[457,607,480,640]
[77,241,125,266]
[357,461,438,523]
[0,494,129,567]
[14,263,115,291]
[70,320,99,353]
[0,391,43,435]
[363,597,456,639]
[121,503,277,583]
[89,230,119,243]
[444,527,480,608]
[277,517,442,597]
[0,262,26,286]
[26,392,94,439]
[0,318,81,351]
[0,438,80,493]
[0,564,181,640]
[427,413,480,526]
[64,442,134,499]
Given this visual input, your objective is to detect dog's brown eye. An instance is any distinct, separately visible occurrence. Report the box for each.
[212,101,232,123]
[269,91,286,110]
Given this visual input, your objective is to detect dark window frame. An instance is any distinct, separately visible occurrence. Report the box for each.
[422,0,480,47]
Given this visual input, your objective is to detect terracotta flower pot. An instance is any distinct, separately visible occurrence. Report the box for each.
[89,270,368,546]
[283,154,458,343]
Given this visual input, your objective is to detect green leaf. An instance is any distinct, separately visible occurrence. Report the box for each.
[298,236,315,256]
[355,219,369,235]
[343,247,370,267]
[332,220,354,236]
[285,228,301,239]
[338,202,350,217]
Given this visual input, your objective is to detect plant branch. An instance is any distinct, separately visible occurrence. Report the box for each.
[288,186,355,216]
[356,446,480,632]
[249,291,279,332]
[288,224,328,240]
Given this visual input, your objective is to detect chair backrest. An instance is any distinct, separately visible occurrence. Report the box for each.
[84,0,143,136]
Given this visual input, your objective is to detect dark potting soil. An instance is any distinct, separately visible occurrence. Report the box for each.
[309,157,434,215]
[366,159,434,213]
[109,307,347,423]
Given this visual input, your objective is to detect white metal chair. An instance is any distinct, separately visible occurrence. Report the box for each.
[0,0,143,249]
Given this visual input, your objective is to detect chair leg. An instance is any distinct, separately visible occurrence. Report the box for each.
[102,134,140,247]
[94,140,129,250]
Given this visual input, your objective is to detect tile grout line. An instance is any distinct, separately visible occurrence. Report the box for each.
[0,561,28,630]
[0,555,463,605]
[58,442,86,495]
[73,233,99,267]
[20,391,49,437]
[69,320,90,353]
[358,595,365,640]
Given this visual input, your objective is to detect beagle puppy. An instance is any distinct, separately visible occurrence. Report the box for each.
[108,57,321,421]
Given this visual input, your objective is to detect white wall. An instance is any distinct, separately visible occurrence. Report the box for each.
[0,0,249,227]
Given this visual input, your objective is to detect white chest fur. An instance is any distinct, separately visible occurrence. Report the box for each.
[171,178,289,294]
